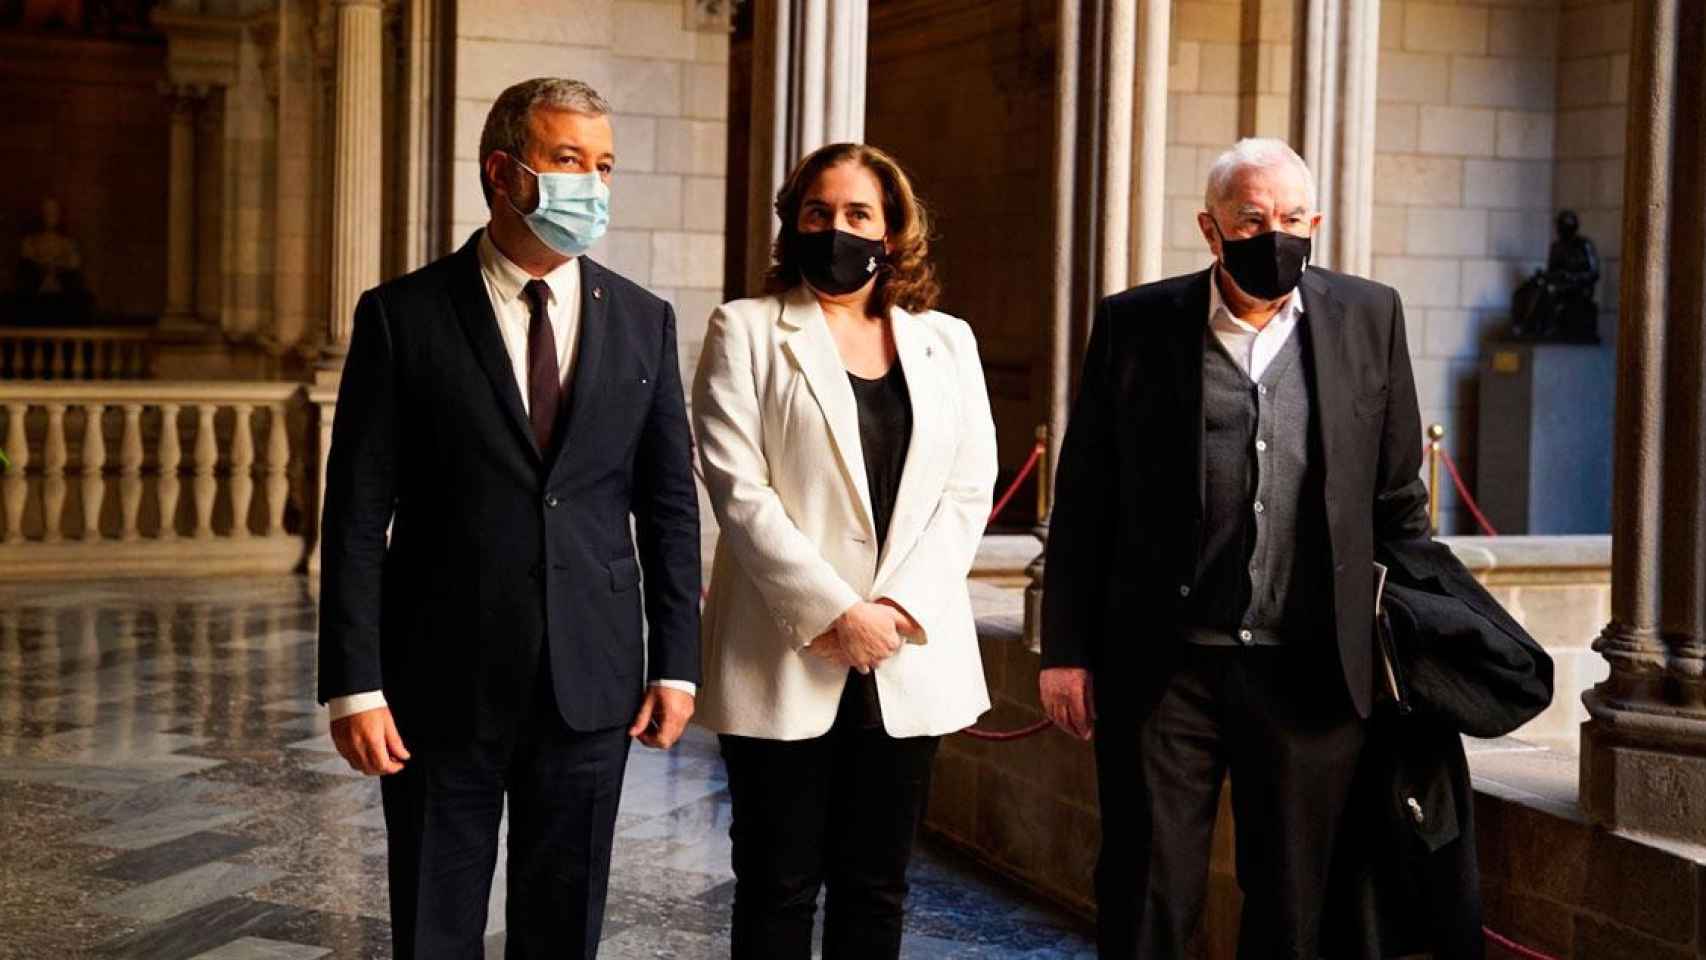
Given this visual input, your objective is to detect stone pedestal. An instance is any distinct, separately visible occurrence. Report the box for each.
[1581,712,1706,844]
[1476,342,1614,535]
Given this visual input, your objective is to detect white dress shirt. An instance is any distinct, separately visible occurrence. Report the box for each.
[1206,265,1305,379]
[327,233,694,721]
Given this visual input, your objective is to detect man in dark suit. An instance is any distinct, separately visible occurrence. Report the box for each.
[1040,138,1433,959]
[317,78,701,959]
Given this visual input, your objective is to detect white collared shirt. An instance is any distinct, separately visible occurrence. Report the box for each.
[1206,265,1305,379]
[478,230,582,405]
[327,231,694,722]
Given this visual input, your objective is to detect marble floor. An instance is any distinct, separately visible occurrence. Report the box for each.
[0,578,1095,959]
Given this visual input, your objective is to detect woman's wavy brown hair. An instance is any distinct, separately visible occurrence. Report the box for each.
[765,143,941,316]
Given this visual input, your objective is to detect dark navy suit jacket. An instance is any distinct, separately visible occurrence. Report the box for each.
[317,231,700,744]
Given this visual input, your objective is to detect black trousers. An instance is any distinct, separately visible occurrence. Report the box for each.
[1093,645,1367,960]
[380,669,632,960]
[718,692,940,960]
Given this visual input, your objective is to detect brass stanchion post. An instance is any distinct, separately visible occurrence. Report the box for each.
[1034,424,1050,520]
[1427,423,1445,534]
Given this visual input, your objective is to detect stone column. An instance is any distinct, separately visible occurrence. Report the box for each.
[1098,0,1171,298]
[1294,0,1380,275]
[1026,0,1084,654]
[1580,0,1706,846]
[1025,0,1169,649]
[161,85,204,330]
[1097,0,1134,298]
[1129,0,1170,286]
[743,0,869,295]
[323,0,385,367]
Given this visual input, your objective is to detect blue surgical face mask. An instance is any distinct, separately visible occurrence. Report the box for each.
[507,157,611,257]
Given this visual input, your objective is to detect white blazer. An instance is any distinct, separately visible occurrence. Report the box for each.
[691,286,997,741]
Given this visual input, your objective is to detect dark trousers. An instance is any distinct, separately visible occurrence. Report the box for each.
[718,699,940,960]
[1093,645,1367,960]
[380,672,632,960]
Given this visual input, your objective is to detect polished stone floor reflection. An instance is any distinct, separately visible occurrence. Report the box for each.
[0,578,1094,959]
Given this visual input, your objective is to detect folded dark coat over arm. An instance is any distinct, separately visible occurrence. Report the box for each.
[1322,538,1554,960]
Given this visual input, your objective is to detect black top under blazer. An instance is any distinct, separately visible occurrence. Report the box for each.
[317,231,701,745]
[1041,266,1432,719]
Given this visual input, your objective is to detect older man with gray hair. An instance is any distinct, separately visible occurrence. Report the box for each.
[318,77,700,958]
[1039,137,1432,957]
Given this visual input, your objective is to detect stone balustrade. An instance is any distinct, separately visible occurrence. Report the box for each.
[0,327,156,381]
[0,381,309,578]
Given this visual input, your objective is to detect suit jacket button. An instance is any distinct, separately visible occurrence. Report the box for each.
[545,495,560,508]
[1179,585,1191,598]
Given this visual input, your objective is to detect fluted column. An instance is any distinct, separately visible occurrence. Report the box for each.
[1026,0,1082,654]
[1580,0,1706,846]
[1294,0,1381,275]
[1123,0,1171,289]
[161,85,204,329]
[743,0,869,295]
[323,0,385,366]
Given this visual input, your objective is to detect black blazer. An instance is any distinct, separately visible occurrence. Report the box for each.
[317,232,701,744]
[1042,267,1429,718]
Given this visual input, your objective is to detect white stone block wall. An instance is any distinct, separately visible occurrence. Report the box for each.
[1373,0,1581,534]
[1554,0,1629,343]
[450,0,729,391]
[1164,0,1257,280]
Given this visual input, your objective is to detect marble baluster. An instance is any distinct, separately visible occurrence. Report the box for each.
[42,404,67,543]
[264,402,289,538]
[119,405,144,541]
[192,405,218,540]
[156,404,183,541]
[80,403,107,540]
[228,403,255,539]
[2,403,28,543]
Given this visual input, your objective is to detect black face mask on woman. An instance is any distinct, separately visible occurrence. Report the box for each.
[1212,218,1312,301]
[796,229,886,296]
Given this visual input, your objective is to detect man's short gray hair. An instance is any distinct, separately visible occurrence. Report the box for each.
[1203,138,1317,212]
[478,77,612,206]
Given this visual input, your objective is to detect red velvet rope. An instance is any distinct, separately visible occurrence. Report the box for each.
[1437,443,1501,537]
[1483,925,1561,960]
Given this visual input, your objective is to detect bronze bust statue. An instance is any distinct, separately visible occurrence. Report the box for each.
[13,198,92,325]
[1511,210,1600,343]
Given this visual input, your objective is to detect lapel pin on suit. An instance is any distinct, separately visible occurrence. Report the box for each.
[592,287,604,300]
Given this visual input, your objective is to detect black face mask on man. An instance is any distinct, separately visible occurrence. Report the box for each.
[796,229,886,296]
[1211,218,1312,301]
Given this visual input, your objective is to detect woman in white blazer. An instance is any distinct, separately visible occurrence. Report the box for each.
[691,143,997,960]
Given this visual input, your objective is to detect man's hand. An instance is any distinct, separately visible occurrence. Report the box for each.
[1039,667,1096,740]
[331,706,410,776]
[831,601,904,672]
[629,685,695,750]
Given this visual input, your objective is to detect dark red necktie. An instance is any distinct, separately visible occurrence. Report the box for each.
[522,279,560,454]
